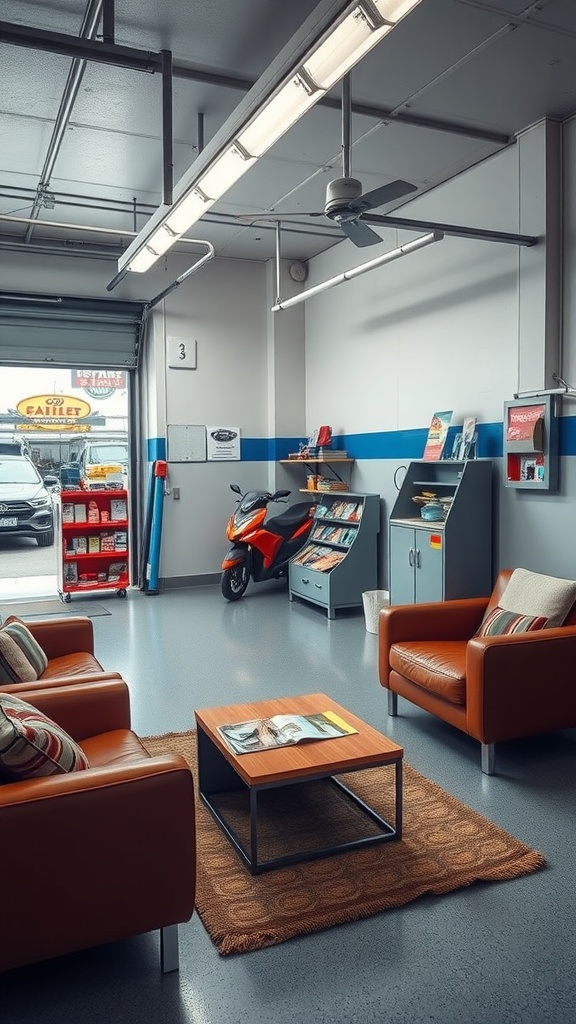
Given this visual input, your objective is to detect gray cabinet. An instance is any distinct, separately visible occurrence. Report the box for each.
[289,492,380,619]
[389,460,492,605]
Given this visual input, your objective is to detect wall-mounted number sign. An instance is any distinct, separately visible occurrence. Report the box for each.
[167,337,197,369]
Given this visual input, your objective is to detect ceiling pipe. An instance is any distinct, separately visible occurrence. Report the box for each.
[144,241,215,308]
[0,19,511,147]
[0,212,210,246]
[364,212,537,246]
[0,241,117,261]
[272,230,444,311]
[24,0,104,244]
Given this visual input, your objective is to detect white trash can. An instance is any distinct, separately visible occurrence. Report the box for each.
[362,590,389,633]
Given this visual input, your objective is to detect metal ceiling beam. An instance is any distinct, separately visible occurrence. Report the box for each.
[23,0,104,245]
[0,21,160,73]
[364,213,537,247]
[0,20,512,147]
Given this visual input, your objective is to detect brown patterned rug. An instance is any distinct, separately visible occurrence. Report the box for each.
[142,730,545,956]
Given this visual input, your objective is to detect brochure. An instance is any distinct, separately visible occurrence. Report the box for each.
[423,410,453,461]
[218,710,358,755]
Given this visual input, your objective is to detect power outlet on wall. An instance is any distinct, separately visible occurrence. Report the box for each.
[172,487,180,500]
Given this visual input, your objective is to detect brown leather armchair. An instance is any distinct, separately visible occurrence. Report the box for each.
[0,614,121,695]
[378,570,576,774]
[0,677,196,973]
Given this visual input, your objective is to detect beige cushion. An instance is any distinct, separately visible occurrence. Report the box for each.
[500,568,576,628]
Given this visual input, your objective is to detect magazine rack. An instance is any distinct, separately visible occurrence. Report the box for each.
[288,492,380,619]
[503,394,559,491]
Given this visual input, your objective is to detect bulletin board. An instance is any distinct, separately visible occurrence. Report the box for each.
[167,424,207,462]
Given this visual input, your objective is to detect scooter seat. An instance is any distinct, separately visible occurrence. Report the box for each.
[266,501,315,539]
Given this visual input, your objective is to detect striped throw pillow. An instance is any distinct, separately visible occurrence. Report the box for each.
[1,619,48,677]
[0,693,89,779]
[0,630,39,685]
[475,605,548,638]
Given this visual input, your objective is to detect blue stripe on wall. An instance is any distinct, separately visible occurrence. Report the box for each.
[148,415,576,463]
[147,437,166,461]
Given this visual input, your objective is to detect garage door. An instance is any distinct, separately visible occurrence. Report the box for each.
[0,292,147,368]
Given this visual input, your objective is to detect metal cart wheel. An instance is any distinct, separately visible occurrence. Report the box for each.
[117,589,127,598]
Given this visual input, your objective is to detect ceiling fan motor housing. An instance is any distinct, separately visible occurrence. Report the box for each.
[325,177,363,218]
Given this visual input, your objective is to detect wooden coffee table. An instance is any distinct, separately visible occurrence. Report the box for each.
[195,692,403,874]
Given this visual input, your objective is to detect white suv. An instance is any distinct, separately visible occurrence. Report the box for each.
[0,456,57,547]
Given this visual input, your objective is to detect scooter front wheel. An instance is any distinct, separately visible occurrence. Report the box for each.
[221,562,250,601]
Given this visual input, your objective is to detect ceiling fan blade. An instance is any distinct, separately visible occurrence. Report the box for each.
[236,211,323,223]
[349,179,418,213]
[339,218,383,248]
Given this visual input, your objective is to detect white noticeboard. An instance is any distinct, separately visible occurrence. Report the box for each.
[206,426,241,461]
[167,424,207,462]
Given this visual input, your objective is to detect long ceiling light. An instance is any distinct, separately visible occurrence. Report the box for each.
[271,230,444,311]
[119,0,423,275]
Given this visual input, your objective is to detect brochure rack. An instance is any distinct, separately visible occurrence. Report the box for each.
[288,492,379,619]
[503,394,559,491]
[56,489,130,601]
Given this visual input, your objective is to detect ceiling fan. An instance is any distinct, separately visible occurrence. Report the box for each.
[237,76,418,248]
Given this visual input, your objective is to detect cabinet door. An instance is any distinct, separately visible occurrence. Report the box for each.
[413,529,444,603]
[389,525,415,604]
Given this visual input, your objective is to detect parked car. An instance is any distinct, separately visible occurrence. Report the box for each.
[0,455,58,546]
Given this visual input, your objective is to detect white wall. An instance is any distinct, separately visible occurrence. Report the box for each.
[3,115,576,588]
[301,121,576,582]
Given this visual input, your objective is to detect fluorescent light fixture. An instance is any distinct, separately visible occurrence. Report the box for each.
[165,189,215,234]
[127,246,162,273]
[120,0,423,274]
[197,143,256,198]
[237,73,320,157]
[272,230,443,310]
[303,7,392,91]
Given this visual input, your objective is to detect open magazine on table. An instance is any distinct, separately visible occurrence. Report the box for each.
[218,710,358,755]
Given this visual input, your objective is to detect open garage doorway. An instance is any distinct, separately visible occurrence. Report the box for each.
[0,366,130,603]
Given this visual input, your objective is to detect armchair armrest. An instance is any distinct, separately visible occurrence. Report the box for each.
[13,678,131,739]
[15,615,95,659]
[0,756,196,971]
[379,598,489,688]
[466,626,576,743]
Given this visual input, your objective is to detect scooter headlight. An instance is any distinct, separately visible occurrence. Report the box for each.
[233,509,261,532]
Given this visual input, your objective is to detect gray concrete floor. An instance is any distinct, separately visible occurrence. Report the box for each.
[1,581,575,1024]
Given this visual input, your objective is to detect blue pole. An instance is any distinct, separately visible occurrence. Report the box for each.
[146,461,166,595]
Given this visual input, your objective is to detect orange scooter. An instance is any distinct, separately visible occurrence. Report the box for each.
[221,484,315,601]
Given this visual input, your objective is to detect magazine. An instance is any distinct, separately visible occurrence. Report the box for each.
[218,710,358,755]
[423,410,453,461]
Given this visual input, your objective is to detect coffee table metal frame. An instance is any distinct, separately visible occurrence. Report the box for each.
[196,721,403,875]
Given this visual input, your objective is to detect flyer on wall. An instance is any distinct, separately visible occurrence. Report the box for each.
[206,426,241,461]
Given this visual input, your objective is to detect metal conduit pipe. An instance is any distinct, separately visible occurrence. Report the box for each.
[0,241,118,261]
[1,213,211,246]
[145,242,216,308]
[24,0,104,244]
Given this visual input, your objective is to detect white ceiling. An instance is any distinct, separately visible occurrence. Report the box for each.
[1,0,576,270]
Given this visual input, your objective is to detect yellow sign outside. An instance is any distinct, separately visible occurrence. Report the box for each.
[16,423,91,432]
[16,393,92,430]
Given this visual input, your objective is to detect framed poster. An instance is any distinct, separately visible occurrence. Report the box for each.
[206,426,240,461]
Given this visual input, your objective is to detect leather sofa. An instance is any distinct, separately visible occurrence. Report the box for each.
[0,676,196,972]
[378,569,576,773]
[0,614,121,695]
